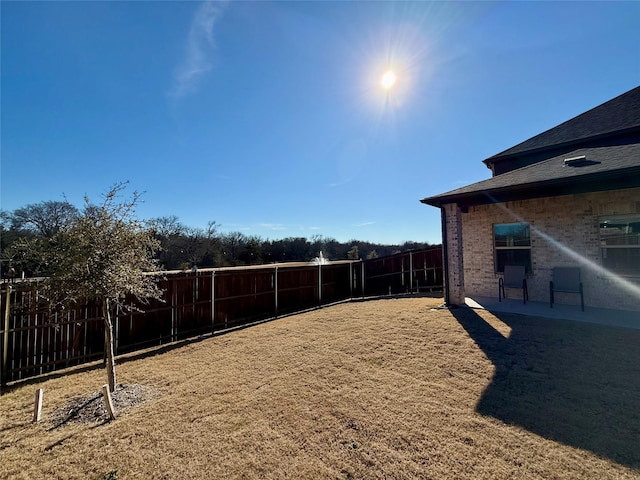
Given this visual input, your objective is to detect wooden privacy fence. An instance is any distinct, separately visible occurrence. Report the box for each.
[362,246,443,296]
[1,247,442,386]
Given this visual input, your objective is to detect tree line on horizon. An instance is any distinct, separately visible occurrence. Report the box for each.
[1,200,435,276]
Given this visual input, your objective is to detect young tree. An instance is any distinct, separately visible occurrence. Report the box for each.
[347,245,360,260]
[366,249,379,259]
[43,183,162,391]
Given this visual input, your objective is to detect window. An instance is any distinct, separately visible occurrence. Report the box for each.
[494,223,532,274]
[600,214,640,276]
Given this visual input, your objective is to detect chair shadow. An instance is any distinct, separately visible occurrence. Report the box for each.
[451,306,640,468]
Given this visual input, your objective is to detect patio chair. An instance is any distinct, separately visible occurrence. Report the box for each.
[498,265,528,304]
[549,267,584,311]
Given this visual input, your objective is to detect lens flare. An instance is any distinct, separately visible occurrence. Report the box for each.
[381,70,397,90]
[487,194,640,303]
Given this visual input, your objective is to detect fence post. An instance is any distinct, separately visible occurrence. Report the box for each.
[409,251,414,293]
[171,278,177,343]
[349,262,353,299]
[318,264,322,307]
[361,261,365,297]
[211,271,215,333]
[2,285,11,388]
[274,266,279,317]
[114,304,120,355]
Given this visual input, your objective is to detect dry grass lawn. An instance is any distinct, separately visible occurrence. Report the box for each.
[1,297,639,479]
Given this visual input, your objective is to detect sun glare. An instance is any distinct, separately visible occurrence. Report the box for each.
[381,70,397,90]
[356,23,430,123]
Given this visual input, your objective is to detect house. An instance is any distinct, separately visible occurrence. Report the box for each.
[421,86,640,311]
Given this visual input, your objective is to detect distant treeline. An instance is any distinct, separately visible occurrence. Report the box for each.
[1,201,434,275]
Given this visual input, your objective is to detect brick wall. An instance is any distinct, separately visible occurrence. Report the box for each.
[443,203,465,304]
[455,186,640,311]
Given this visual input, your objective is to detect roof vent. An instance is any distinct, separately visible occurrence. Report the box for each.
[564,155,587,167]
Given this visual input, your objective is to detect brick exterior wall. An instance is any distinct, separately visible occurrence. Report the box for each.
[443,203,465,304]
[447,186,640,311]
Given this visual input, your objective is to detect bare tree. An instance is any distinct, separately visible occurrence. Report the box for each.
[40,183,163,391]
[205,220,219,239]
[222,232,247,265]
[146,215,186,237]
[11,200,79,238]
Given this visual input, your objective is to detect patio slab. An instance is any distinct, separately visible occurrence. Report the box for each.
[466,295,640,330]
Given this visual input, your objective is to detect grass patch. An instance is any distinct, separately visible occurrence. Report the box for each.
[1,297,638,479]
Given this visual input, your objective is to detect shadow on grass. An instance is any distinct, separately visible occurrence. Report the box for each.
[48,393,102,431]
[451,306,640,468]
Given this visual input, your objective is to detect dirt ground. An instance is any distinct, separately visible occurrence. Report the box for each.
[1,296,639,479]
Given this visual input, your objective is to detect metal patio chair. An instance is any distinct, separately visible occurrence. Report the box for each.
[549,267,584,311]
[498,265,528,304]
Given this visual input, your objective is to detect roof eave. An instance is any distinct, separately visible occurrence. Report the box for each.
[420,166,640,209]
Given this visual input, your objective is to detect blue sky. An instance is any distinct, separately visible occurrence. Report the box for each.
[2,1,639,245]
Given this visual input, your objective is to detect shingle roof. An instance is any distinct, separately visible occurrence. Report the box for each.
[421,143,640,207]
[485,86,640,164]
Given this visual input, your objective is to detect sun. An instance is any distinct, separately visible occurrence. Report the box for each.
[380,70,397,90]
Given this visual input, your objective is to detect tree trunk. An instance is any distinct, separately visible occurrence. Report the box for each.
[103,298,117,392]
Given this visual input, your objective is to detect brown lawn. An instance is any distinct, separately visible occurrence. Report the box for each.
[1,297,639,479]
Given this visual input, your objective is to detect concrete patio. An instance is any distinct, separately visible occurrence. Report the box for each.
[466,295,640,330]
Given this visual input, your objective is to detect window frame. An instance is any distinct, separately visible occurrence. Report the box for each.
[493,222,532,274]
[599,214,640,277]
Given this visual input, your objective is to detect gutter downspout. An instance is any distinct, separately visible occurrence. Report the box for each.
[440,206,451,307]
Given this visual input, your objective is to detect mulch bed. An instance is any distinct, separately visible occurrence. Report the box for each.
[48,384,161,427]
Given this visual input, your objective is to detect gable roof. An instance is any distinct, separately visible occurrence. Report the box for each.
[421,143,640,208]
[421,86,640,208]
[484,86,640,167]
